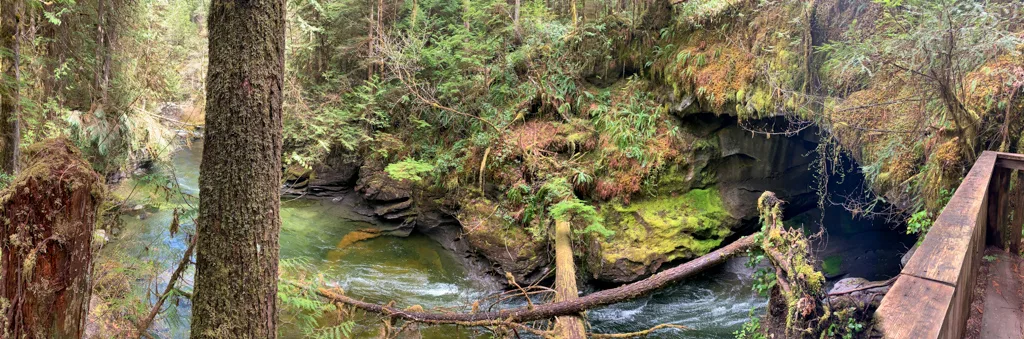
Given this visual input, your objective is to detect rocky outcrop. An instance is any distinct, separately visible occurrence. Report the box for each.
[458,198,552,285]
[586,188,739,283]
[709,118,818,221]
[309,149,361,194]
[282,149,362,196]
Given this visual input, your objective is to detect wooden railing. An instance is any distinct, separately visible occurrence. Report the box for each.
[875,151,1024,338]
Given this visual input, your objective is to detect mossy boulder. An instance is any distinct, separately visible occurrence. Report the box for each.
[586,188,739,282]
[458,198,551,285]
[355,163,413,202]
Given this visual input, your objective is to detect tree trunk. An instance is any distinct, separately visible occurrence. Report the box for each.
[553,220,586,339]
[0,139,105,338]
[1,0,22,175]
[190,0,285,338]
[93,0,106,103]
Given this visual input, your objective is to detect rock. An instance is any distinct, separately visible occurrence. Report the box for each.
[459,198,551,285]
[132,204,144,211]
[671,94,697,115]
[374,199,413,216]
[92,229,109,250]
[901,244,918,267]
[309,149,361,190]
[827,277,891,305]
[712,119,817,221]
[586,188,740,283]
[828,277,870,295]
[356,165,412,202]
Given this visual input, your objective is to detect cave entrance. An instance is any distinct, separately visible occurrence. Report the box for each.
[681,113,917,283]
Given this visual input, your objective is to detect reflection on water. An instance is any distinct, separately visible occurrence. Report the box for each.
[111,141,766,338]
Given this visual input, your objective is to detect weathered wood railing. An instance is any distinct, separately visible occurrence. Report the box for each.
[875,151,1024,338]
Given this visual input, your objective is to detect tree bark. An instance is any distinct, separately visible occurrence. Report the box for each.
[313,235,755,324]
[190,0,285,338]
[0,139,104,338]
[553,220,586,339]
[1,0,22,175]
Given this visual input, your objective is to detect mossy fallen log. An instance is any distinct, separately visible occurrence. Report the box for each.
[552,220,585,339]
[0,139,105,338]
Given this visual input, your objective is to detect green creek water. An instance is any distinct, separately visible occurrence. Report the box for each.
[113,141,769,338]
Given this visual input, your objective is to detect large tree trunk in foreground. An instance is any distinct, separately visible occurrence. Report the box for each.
[0,139,104,338]
[314,234,756,324]
[553,220,586,339]
[1,0,22,175]
[190,0,285,337]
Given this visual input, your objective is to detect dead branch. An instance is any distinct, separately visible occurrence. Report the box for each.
[136,235,197,338]
[590,324,690,338]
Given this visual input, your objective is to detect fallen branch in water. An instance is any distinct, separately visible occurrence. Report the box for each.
[590,324,690,338]
[303,234,755,324]
[136,234,197,339]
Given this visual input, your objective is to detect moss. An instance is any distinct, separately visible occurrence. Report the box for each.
[821,255,843,276]
[593,188,737,271]
[458,198,550,283]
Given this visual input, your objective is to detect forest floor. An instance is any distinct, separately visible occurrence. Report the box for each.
[965,247,1024,339]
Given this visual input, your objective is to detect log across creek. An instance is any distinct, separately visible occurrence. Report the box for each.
[313,234,757,325]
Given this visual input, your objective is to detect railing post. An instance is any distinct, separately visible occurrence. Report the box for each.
[987,167,1011,248]
[1008,175,1024,253]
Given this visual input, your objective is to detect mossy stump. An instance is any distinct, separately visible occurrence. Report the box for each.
[0,139,104,338]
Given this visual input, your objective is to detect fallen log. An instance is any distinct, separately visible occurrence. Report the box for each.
[553,220,586,338]
[311,234,756,324]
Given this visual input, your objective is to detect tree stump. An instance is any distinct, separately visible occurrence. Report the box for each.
[0,139,104,338]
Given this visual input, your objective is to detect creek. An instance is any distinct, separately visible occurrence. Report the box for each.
[108,138,910,338]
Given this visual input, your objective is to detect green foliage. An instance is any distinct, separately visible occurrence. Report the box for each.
[385,158,436,182]
[906,209,933,236]
[745,251,776,297]
[549,198,613,237]
[279,259,355,339]
[0,172,12,190]
[734,309,767,339]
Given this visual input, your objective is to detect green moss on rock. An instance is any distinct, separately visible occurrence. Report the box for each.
[586,187,739,282]
[458,198,551,285]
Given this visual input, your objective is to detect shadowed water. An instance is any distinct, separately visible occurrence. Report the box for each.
[111,141,767,338]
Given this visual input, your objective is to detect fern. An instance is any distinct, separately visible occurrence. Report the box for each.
[385,159,436,182]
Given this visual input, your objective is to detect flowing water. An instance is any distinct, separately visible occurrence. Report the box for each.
[108,141,773,338]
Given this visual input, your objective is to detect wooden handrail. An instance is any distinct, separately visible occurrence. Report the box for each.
[875,151,1023,338]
